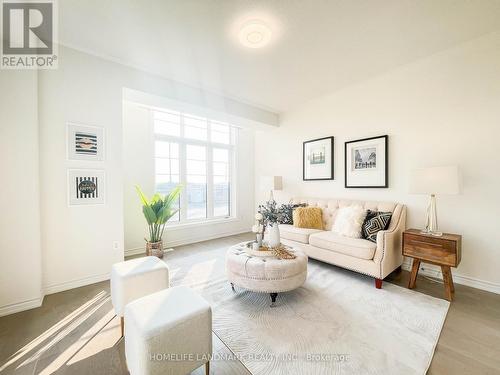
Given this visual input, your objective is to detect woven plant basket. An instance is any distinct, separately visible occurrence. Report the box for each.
[146,240,164,258]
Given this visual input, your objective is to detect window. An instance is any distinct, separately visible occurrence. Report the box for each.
[153,108,237,224]
[213,148,230,217]
[154,110,181,137]
[155,140,180,221]
[186,145,207,219]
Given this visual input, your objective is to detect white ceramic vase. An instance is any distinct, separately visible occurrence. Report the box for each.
[267,223,280,248]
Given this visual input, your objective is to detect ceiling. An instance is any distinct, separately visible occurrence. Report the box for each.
[59,0,500,113]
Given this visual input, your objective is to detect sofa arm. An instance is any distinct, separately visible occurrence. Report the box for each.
[373,205,407,279]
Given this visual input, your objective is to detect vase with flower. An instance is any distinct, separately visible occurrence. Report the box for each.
[258,200,283,248]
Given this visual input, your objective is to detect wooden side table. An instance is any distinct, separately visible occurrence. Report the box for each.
[402,228,462,301]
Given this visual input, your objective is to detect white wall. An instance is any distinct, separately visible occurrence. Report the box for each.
[38,48,125,293]
[255,32,500,292]
[0,71,43,315]
[123,101,255,254]
[123,103,153,252]
[37,45,267,295]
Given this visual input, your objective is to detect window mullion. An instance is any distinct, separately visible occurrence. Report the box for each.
[230,130,238,217]
[180,114,185,138]
[179,115,187,221]
[207,146,214,218]
[179,141,188,221]
[206,120,213,218]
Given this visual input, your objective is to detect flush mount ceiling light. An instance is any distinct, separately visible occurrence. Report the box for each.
[238,20,272,48]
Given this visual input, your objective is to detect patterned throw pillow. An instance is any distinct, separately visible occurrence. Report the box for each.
[362,210,393,243]
[278,203,307,224]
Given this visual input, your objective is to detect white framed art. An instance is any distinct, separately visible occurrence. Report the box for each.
[345,135,388,188]
[303,136,334,180]
[67,123,105,161]
[68,169,106,205]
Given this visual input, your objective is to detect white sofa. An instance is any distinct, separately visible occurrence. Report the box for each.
[279,197,406,289]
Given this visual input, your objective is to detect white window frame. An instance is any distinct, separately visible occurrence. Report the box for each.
[150,108,238,227]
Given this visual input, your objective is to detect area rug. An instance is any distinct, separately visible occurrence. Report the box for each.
[168,245,449,375]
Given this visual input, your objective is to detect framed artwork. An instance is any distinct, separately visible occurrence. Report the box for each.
[303,136,334,180]
[67,123,104,161]
[68,169,105,205]
[345,135,388,188]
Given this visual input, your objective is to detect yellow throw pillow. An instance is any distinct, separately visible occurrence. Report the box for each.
[293,207,323,230]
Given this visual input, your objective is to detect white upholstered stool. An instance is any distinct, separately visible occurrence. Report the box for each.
[111,256,169,336]
[124,286,212,375]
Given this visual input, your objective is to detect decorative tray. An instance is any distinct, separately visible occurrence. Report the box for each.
[245,249,276,257]
[244,243,276,257]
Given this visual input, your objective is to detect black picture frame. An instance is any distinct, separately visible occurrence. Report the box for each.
[344,135,388,188]
[303,136,334,181]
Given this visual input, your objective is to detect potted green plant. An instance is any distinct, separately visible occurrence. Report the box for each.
[136,185,182,258]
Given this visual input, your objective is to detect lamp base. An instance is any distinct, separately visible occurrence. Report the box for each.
[420,229,443,237]
[423,194,441,236]
[269,190,275,202]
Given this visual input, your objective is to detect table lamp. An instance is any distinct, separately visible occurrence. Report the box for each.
[260,176,283,202]
[409,166,460,236]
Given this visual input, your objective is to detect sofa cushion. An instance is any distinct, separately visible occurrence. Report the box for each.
[279,224,323,244]
[309,231,377,260]
[278,203,307,224]
[290,198,397,230]
[331,206,367,238]
[362,210,393,243]
[293,207,323,230]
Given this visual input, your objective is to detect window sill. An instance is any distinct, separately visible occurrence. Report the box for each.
[165,216,240,230]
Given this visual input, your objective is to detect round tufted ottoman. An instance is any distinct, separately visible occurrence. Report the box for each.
[225,242,308,305]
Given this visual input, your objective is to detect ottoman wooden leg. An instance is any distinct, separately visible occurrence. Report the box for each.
[120,317,124,337]
[205,361,210,375]
[270,293,278,306]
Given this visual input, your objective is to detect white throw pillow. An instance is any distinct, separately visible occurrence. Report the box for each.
[332,206,368,238]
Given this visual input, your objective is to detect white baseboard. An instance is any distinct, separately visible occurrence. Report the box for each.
[3,230,252,317]
[43,272,110,295]
[124,247,147,257]
[0,296,44,317]
[165,228,250,248]
[0,273,111,317]
[124,228,251,257]
[402,259,500,295]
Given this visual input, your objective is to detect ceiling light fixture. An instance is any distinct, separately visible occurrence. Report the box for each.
[239,20,272,48]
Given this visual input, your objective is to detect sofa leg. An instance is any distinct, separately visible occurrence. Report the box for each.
[375,278,383,289]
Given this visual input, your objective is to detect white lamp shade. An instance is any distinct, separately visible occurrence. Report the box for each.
[409,166,460,195]
[260,176,283,191]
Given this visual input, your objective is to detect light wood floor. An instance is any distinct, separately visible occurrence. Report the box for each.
[0,232,499,374]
